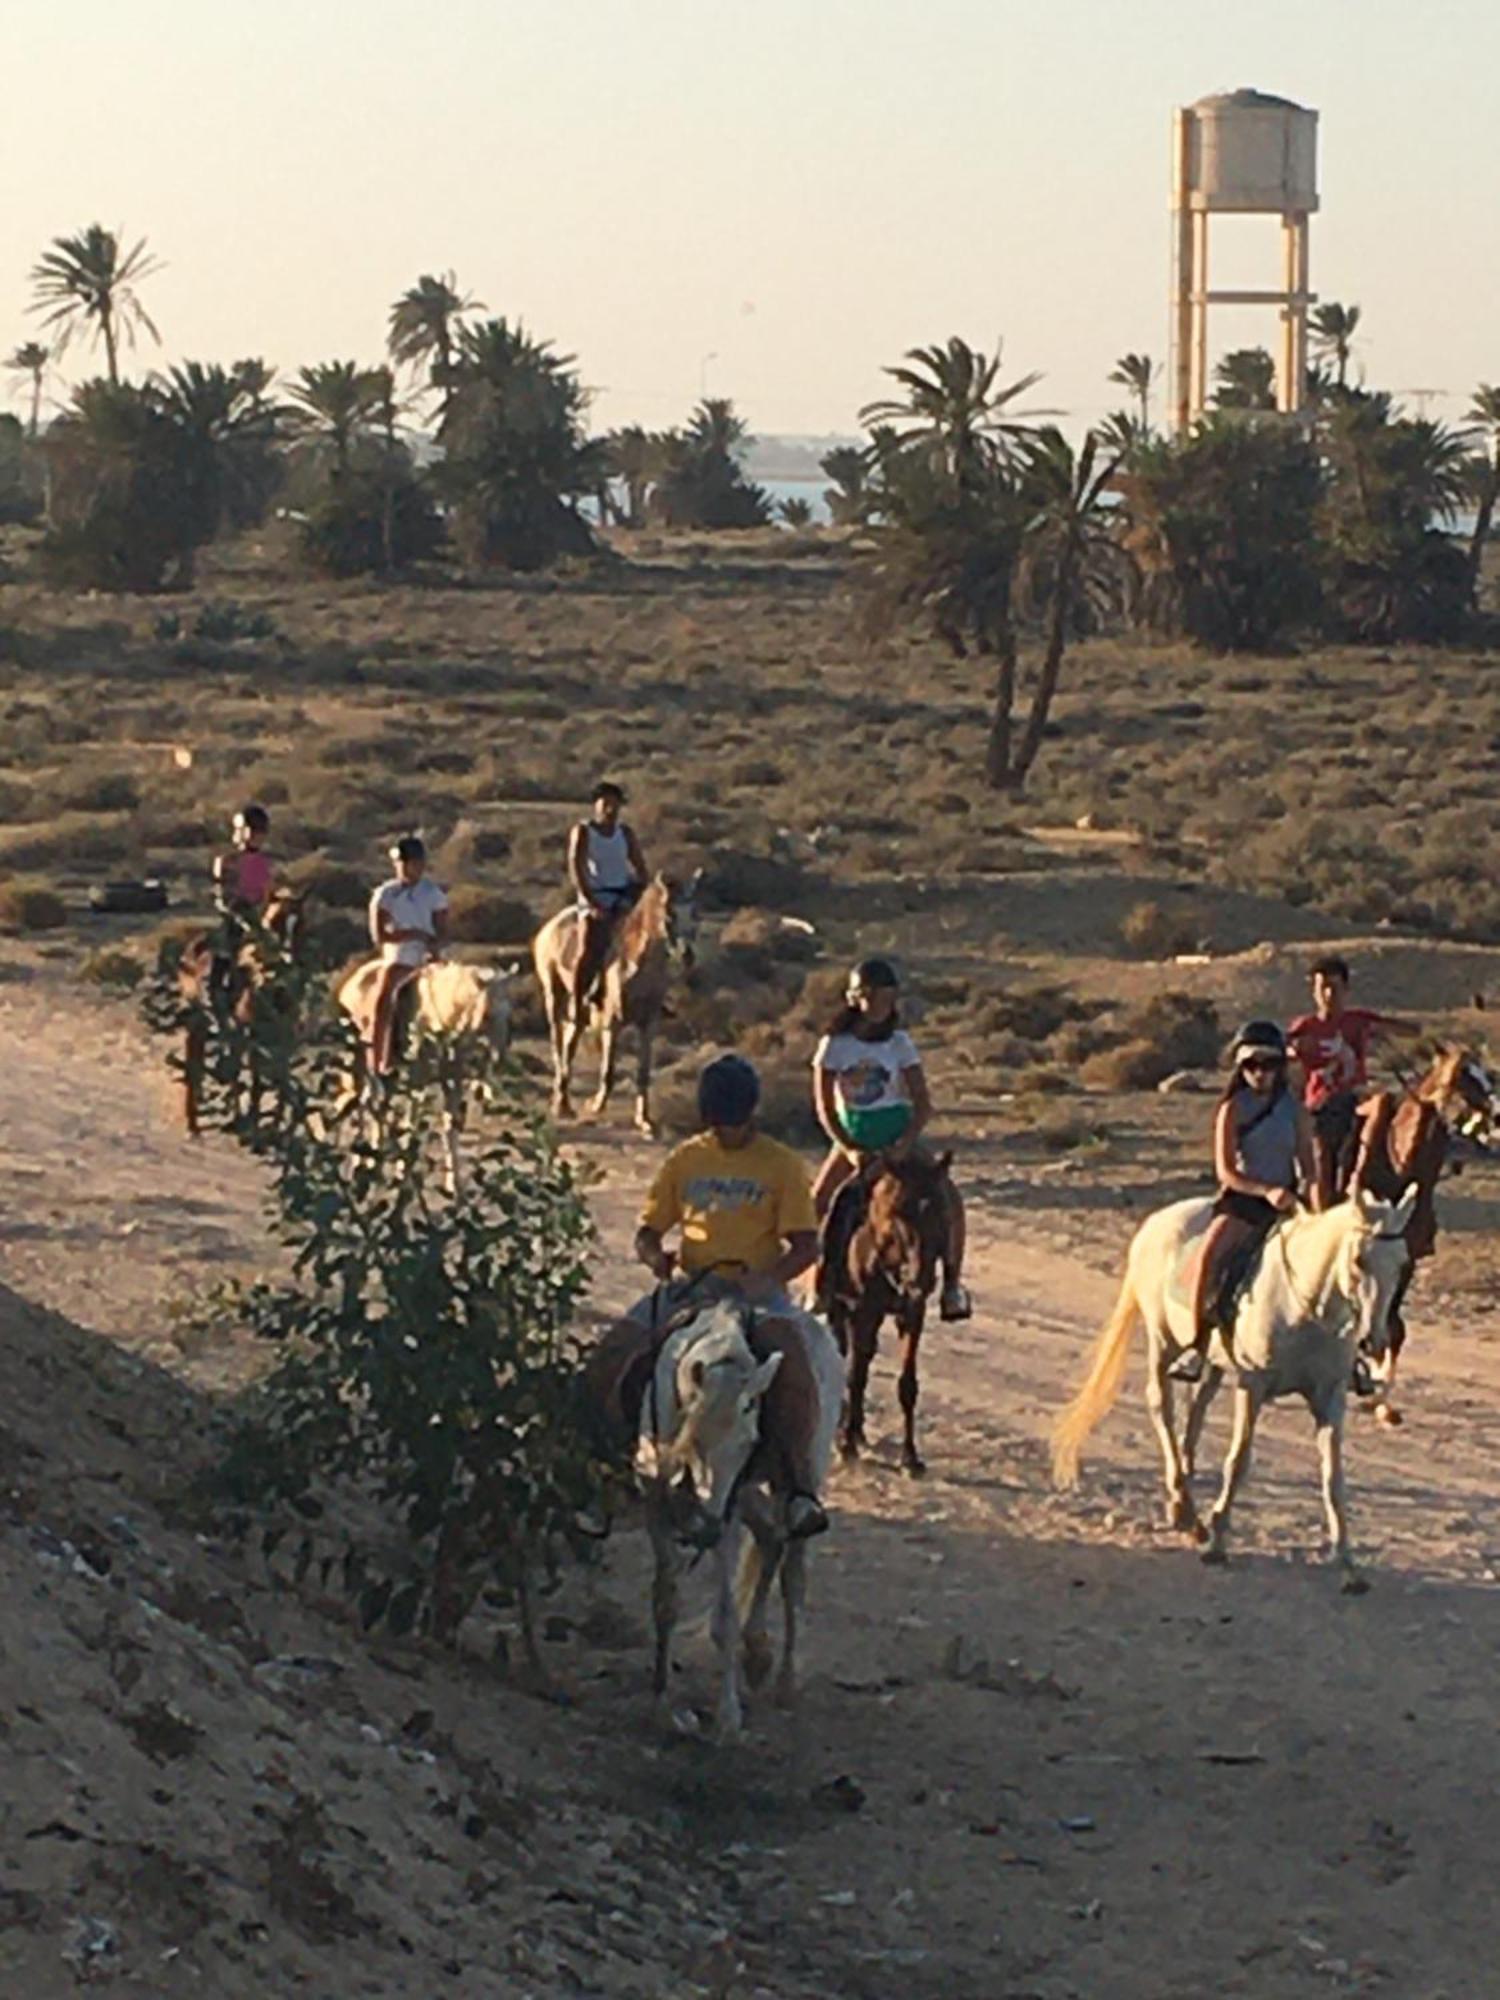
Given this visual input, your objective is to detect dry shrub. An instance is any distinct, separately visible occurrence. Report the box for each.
[1120,899,1200,959]
[283,851,369,909]
[143,812,215,851]
[718,907,820,981]
[80,945,143,989]
[435,817,513,880]
[446,885,537,946]
[58,769,140,814]
[709,848,815,911]
[1013,1063,1072,1095]
[968,984,1086,1045]
[651,1050,822,1147]
[1082,1038,1172,1090]
[1119,991,1221,1069]
[1049,1019,1126,1065]
[0,878,66,931]
[305,912,371,971]
[0,812,133,872]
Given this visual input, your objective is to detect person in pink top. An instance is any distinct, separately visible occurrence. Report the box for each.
[210,804,275,1007]
[1286,955,1411,1206]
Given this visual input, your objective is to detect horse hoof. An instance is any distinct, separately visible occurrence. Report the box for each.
[839,1437,861,1465]
[1340,1570,1370,1596]
[774,1672,797,1710]
[1200,1544,1228,1567]
[742,1631,774,1691]
[1168,1497,1198,1534]
[1375,1404,1403,1427]
[903,1454,927,1480]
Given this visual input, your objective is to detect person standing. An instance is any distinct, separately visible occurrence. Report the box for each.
[1287,956,1409,1206]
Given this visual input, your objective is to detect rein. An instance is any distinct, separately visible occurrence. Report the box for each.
[1275,1215,1408,1332]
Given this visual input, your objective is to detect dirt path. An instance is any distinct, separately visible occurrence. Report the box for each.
[4,967,1500,1996]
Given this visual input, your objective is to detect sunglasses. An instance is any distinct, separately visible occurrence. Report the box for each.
[1241,1056,1283,1073]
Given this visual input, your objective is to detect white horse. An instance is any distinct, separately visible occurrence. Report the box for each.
[336,958,512,1186]
[1052,1189,1416,1589]
[639,1298,841,1735]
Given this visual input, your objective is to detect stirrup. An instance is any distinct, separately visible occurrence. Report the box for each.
[1168,1346,1207,1383]
[787,1493,829,1541]
[940,1282,972,1323]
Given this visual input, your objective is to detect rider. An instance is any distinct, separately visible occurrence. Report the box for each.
[1169,1020,1319,1383]
[1287,956,1408,1207]
[811,957,971,1322]
[569,781,648,1015]
[591,1054,829,1540]
[209,804,275,1008]
[366,834,450,1077]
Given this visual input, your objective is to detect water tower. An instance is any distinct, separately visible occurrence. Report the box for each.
[1170,88,1319,434]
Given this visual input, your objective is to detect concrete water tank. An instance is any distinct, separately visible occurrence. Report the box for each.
[1183,88,1318,213]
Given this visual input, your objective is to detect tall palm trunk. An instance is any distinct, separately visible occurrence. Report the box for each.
[103,310,118,385]
[28,371,41,438]
[1468,451,1499,607]
[1012,532,1079,786]
[984,627,1019,788]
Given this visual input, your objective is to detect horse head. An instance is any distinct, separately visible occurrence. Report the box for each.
[867,1152,952,1301]
[658,868,703,973]
[1337,1187,1419,1360]
[1437,1048,1500,1147]
[653,1300,779,1547]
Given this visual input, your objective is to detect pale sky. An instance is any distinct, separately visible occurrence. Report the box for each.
[2,0,1496,437]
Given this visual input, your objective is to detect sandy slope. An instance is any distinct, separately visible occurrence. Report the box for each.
[4,966,1500,1998]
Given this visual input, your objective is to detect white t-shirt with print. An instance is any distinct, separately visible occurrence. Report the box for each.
[370,876,449,967]
[813,1028,922,1145]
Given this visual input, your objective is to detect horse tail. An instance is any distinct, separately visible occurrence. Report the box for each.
[1051,1272,1139,1489]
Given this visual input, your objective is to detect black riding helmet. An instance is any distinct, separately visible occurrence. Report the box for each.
[1230,1019,1288,1068]
[698,1054,760,1128]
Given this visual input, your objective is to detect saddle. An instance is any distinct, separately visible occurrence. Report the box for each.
[817,1177,869,1311]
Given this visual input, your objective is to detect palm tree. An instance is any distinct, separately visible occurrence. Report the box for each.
[388,273,483,414]
[605,425,662,528]
[1108,353,1156,434]
[286,361,380,475]
[1465,385,1500,607]
[861,337,1045,490]
[778,495,813,529]
[30,224,161,384]
[820,444,869,525]
[1311,303,1362,391]
[155,358,285,534]
[7,342,49,436]
[1213,347,1277,411]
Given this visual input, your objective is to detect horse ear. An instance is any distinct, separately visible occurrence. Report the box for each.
[750,1353,783,1398]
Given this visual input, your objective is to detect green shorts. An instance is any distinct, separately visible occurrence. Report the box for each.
[840,1102,914,1152]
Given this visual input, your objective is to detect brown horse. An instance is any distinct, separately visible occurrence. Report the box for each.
[175,889,308,1134]
[1350,1046,1498,1424]
[824,1151,953,1476]
[533,870,701,1136]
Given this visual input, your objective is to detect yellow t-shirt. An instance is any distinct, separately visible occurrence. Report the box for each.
[639,1132,817,1276]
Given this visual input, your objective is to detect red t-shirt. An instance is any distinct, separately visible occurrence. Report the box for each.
[1287,1008,1385,1108]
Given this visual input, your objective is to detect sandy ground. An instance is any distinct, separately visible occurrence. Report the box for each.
[5,966,1500,1997]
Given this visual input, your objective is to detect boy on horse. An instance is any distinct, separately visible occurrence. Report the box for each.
[209,803,275,1010]
[811,957,971,1322]
[585,1054,830,1540]
[1287,956,1409,1206]
[1169,1020,1319,1383]
[365,834,450,1077]
[569,781,648,1016]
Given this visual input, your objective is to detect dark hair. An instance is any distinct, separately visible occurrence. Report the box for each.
[698,1053,759,1127]
[592,781,626,805]
[1311,955,1350,983]
[235,803,270,834]
[391,833,426,863]
[828,957,902,1041]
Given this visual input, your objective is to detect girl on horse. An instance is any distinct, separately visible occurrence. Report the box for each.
[569,780,649,1015]
[209,803,275,1009]
[811,957,971,1322]
[1169,1019,1319,1383]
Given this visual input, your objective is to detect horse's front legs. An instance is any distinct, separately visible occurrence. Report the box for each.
[711,1518,745,1738]
[587,1013,619,1119]
[776,1536,807,1709]
[840,1307,878,1461]
[1203,1382,1260,1565]
[182,1014,206,1136]
[736,1492,781,1694]
[1145,1339,1200,1538]
[1316,1407,1366,1593]
[648,1507,678,1701]
[896,1306,926,1477]
[551,983,584,1118]
[1182,1362,1224,1479]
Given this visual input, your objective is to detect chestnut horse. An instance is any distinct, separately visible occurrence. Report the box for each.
[823,1151,953,1477]
[1350,1047,1498,1424]
[175,889,308,1134]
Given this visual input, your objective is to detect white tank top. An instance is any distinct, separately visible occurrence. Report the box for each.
[583,823,633,893]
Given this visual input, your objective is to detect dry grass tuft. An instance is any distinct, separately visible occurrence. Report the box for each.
[0,878,67,931]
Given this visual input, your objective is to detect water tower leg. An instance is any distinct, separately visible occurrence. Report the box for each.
[1171,110,1194,436]
[1189,211,1210,419]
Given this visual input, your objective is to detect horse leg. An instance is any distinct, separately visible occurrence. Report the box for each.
[896,1308,925,1478]
[1202,1382,1260,1566]
[1316,1408,1366,1592]
[1182,1364,1224,1479]
[549,978,581,1118]
[737,1498,781,1693]
[633,1019,657,1139]
[1144,1335,1198,1537]
[1373,1273,1410,1428]
[588,1012,619,1119]
[712,1518,745,1738]
[775,1535,807,1709]
[183,1014,206,1136]
[649,1505,678,1702]
[840,1307,878,1461]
